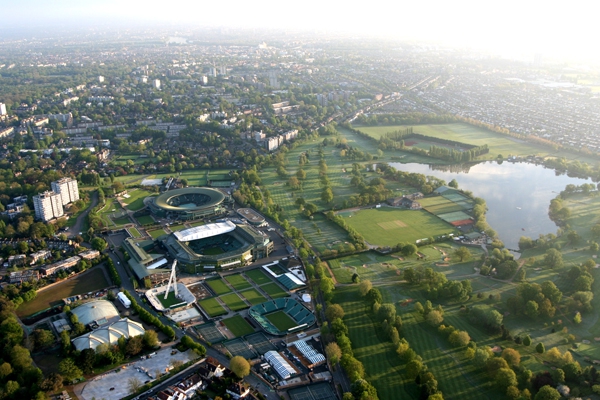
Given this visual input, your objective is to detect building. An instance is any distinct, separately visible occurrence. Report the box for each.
[40,256,80,276]
[51,177,79,206]
[79,249,100,260]
[264,351,297,380]
[148,187,229,221]
[0,102,6,115]
[30,249,51,265]
[98,76,104,83]
[72,318,144,351]
[9,270,40,284]
[71,300,120,326]
[154,79,161,89]
[33,191,64,222]
[121,238,170,282]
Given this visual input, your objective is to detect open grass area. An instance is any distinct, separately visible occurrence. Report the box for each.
[342,207,456,246]
[169,224,186,231]
[148,228,167,239]
[240,288,268,305]
[136,215,155,225]
[220,293,249,311]
[128,227,142,238]
[355,123,600,163]
[112,216,131,226]
[206,279,232,295]
[222,315,255,337]
[158,291,187,308]
[224,274,252,291]
[261,282,288,299]
[17,267,110,318]
[198,298,227,317]
[113,169,232,186]
[65,198,91,227]
[246,269,272,285]
[122,189,153,211]
[265,310,298,331]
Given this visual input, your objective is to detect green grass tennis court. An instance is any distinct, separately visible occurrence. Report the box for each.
[240,289,268,305]
[128,227,142,238]
[220,293,248,311]
[148,228,167,239]
[222,315,255,337]
[136,215,155,225]
[224,274,252,291]
[246,269,272,285]
[198,298,227,317]
[265,310,298,332]
[158,291,186,308]
[261,282,288,299]
[343,208,456,247]
[206,278,232,295]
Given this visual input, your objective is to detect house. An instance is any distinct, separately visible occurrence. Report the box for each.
[9,270,40,284]
[226,382,251,399]
[198,357,225,379]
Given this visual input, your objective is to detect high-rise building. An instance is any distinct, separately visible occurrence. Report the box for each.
[0,102,6,115]
[33,191,64,222]
[51,177,79,206]
[98,76,105,83]
[153,79,161,89]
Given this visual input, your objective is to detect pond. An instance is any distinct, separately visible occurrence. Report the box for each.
[389,161,593,250]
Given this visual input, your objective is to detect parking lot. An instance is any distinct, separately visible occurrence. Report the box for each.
[80,348,195,400]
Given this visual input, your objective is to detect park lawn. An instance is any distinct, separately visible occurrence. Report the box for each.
[222,315,255,337]
[17,267,110,318]
[158,291,186,308]
[148,228,167,239]
[343,208,456,247]
[136,215,155,225]
[128,227,142,238]
[224,274,252,291]
[198,298,227,317]
[246,269,273,285]
[122,189,152,211]
[265,310,297,332]
[206,279,232,295]
[261,283,288,299]
[220,293,248,311]
[329,252,404,284]
[239,289,268,305]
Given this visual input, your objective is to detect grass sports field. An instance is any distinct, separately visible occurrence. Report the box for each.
[128,227,142,238]
[220,293,248,311]
[240,289,268,305]
[224,274,252,291]
[158,291,186,308]
[148,228,167,239]
[246,269,272,285]
[136,215,155,225]
[17,267,110,318]
[342,207,456,246]
[198,298,227,317]
[222,315,255,337]
[261,283,288,299]
[265,310,298,332]
[122,189,152,211]
[206,279,231,295]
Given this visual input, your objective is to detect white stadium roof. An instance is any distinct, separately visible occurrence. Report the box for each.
[72,318,145,351]
[72,300,119,326]
[264,351,296,380]
[174,221,236,242]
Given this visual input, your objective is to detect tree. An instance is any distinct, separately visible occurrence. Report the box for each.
[536,342,545,354]
[321,187,334,203]
[78,348,96,374]
[326,304,345,321]
[402,244,418,256]
[406,359,423,379]
[501,348,521,367]
[454,247,472,262]
[91,237,108,252]
[534,385,560,400]
[40,373,63,392]
[426,310,444,326]
[449,330,470,347]
[325,342,342,365]
[574,311,582,324]
[296,169,307,180]
[143,330,159,348]
[32,328,55,350]
[126,335,144,356]
[448,179,459,188]
[366,288,382,305]
[358,280,372,297]
[128,377,143,393]
[230,356,251,378]
[544,248,563,269]
[523,335,532,346]
[495,368,518,391]
[58,358,82,382]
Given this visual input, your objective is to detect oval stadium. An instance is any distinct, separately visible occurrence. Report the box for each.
[148,187,228,220]
[248,298,315,336]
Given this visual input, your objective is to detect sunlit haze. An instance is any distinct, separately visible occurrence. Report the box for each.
[3,0,597,62]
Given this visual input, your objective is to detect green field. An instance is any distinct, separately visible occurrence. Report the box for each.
[240,289,268,305]
[169,224,186,231]
[136,215,155,225]
[356,123,599,162]
[343,207,456,246]
[158,291,186,308]
[224,274,252,291]
[128,227,142,238]
[265,310,298,332]
[114,169,233,186]
[190,221,205,227]
[122,189,153,211]
[261,283,288,299]
[220,293,248,311]
[112,216,131,226]
[198,298,227,317]
[206,279,232,295]
[222,315,255,337]
[246,269,272,285]
[17,267,110,318]
[148,228,167,239]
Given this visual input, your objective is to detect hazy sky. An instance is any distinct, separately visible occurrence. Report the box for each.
[3,0,596,61]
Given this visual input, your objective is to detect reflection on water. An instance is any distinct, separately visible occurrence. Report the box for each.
[389,161,592,249]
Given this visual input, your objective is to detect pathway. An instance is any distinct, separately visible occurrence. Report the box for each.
[68,190,98,236]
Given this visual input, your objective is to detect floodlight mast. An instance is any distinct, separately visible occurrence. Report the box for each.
[164,260,178,300]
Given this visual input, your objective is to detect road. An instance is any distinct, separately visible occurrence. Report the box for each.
[67,190,99,237]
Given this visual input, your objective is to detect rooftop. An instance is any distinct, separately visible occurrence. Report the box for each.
[174,221,236,242]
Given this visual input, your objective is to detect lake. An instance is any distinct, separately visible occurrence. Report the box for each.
[389,161,593,250]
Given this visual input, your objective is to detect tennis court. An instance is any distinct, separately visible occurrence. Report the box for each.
[442,192,470,203]
[437,210,472,223]
[223,338,257,359]
[246,332,276,355]
[221,293,249,311]
[288,382,337,400]
[222,315,255,337]
[198,298,228,317]
[246,269,273,285]
[424,202,464,215]
[240,288,268,305]
[194,322,226,344]
[206,278,232,295]
[224,274,252,291]
[262,282,288,299]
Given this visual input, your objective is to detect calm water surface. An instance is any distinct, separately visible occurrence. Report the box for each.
[389,161,593,250]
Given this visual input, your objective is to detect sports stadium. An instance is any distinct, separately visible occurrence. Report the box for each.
[248,298,315,336]
[161,221,273,270]
[147,187,229,220]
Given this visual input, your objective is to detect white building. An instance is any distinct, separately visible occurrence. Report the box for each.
[153,79,161,89]
[51,177,79,206]
[33,191,64,222]
[0,102,6,115]
[98,76,104,83]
